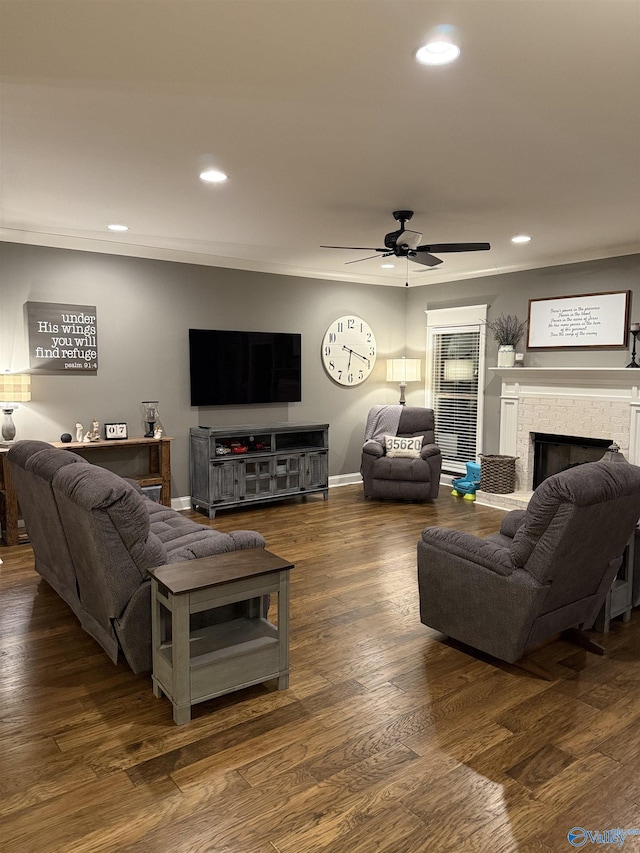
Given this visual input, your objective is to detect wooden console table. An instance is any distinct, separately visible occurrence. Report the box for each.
[150,549,293,725]
[0,436,172,546]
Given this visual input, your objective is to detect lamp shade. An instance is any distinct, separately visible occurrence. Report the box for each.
[386,358,421,383]
[443,359,474,382]
[0,373,31,404]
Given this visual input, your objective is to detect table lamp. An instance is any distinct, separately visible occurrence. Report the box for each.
[0,372,31,445]
[386,358,421,405]
[443,359,475,382]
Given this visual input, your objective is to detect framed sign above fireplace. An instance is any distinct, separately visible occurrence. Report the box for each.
[527,290,630,349]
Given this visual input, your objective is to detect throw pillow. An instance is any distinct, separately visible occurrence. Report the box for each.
[385,435,423,458]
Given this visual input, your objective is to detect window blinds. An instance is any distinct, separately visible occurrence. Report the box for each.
[430,328,481,473]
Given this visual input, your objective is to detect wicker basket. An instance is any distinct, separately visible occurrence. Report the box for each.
[479,454,518,494]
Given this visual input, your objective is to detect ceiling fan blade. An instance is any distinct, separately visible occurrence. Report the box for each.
[345,252,393,265]
[410,251,443,267]
[320,245,386,251]
[416,242,491,253]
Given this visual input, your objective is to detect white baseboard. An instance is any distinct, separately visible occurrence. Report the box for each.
[172,496,192,511]
[329,472,362,488]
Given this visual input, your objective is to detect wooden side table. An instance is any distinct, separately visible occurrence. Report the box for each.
[51,436,173,507]
[595,531,636,632]
[149,549,294,725]
[0,436,172,546]
[0,448,21,546]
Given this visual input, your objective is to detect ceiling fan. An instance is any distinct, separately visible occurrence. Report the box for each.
[321,210,490,268]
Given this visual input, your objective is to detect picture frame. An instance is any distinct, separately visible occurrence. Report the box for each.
[527,290,630,349]
[104,422,128,440]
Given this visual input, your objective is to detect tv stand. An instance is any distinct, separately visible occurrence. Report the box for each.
[190,423,329,517]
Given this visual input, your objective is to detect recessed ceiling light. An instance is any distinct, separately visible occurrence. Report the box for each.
[107,223,129,232]
[415,26,460,66]
[511,234,532,244]
[415,41,460,65]
[381,263,395,269]
[199,168,228,184]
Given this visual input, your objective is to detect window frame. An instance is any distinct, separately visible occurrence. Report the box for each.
[425,305,487,474]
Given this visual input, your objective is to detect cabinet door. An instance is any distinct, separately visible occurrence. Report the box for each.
[210,461,240,503]
[191,435,213,503]
[241,457,273,498]
[303,451,328,489]
[274,454,301,494]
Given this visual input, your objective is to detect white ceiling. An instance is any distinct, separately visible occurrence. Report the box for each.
[1,0,639,287]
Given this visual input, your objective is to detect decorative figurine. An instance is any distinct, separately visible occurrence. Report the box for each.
[75,422,84,443]
[84,418,100,442]
[153,426,163,439]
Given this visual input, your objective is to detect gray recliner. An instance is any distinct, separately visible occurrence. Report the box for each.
[418,459,640,668]
[361,405,442,501]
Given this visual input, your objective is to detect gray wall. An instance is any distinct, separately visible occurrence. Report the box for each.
[2,242,639,497]
[0,242,407,496]
[406,253,640,454]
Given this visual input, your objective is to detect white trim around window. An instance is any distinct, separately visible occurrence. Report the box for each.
[425,305,488,474]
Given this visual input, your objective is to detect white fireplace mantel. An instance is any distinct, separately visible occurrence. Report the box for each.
[490,367,640,486]
[490,366,640,393]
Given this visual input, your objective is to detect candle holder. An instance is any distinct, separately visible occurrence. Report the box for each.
[142,401,159,437]
[627,327,640,368]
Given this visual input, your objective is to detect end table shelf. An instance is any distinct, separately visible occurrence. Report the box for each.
[149,549,294,725]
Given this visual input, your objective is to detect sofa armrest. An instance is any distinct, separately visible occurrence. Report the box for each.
[167,530,265,562]
[421,526,514,576]
[420,443,441,460]
[363,440,385,458]
[499,509,527,539]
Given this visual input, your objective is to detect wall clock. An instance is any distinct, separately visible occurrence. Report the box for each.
[321,315,377,386]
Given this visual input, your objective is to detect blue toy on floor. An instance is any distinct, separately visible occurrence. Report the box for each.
[451,461,481,501]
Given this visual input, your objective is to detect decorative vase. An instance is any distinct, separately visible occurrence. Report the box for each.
[1,408,16,443]
[497,345,516,368]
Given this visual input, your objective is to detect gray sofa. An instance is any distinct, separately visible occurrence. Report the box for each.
[361,406,442,501]
[8,440,265,673]
[418,459,640,666]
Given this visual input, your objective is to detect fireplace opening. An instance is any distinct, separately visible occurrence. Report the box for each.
[532,432,612,489]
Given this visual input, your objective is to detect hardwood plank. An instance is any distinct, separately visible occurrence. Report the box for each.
[2,483,640,851]
[238,683,421,787]
[506,743,577,791]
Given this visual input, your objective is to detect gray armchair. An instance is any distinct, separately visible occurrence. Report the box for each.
[418,459,640,671]
[361,405,442,501]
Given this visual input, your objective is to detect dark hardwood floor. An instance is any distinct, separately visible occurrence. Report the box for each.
[1,484,640,852]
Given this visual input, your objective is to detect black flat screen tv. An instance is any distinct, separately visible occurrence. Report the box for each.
[189,329,302,406]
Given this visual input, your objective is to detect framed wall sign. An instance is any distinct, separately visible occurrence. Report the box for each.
[527,291,630,349]
[105,423,128,440]
[26,301,98,372]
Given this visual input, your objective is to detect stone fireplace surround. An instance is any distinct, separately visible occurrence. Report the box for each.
[481,367,640,508]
